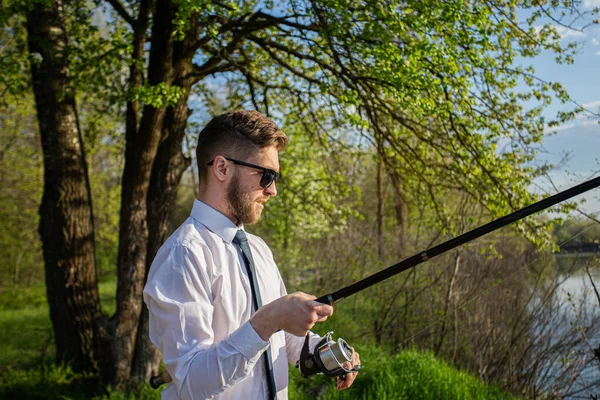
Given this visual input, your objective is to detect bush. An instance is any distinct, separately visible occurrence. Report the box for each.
[289,345,514,400]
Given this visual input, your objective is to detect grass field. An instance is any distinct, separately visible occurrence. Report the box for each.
[0,278,515,399]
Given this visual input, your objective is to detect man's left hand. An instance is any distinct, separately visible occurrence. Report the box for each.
[336,350,360,391]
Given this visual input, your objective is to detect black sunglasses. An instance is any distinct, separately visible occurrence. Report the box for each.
[207,157,280,189]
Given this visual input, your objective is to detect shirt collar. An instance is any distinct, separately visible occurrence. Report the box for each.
[190,199,244,244]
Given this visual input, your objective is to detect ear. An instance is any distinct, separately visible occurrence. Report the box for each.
[211,156,230,183]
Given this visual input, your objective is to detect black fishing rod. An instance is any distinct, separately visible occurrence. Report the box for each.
[315,175,600,305]
[294,175,600,380]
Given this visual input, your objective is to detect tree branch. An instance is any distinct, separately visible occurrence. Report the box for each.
[104,0,135,27]
[586,264,600,308]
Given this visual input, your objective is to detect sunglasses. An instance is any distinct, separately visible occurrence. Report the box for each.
[207,157,280,189]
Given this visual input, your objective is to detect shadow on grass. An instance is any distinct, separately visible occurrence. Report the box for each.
[0,362,160,400]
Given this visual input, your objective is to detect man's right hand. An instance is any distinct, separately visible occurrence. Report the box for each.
[250,292,334,340]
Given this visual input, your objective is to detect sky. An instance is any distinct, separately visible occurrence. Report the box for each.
[528,2,600,216]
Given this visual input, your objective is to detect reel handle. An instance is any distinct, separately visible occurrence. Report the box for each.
[150,370,172,389]
[339,365,361,380]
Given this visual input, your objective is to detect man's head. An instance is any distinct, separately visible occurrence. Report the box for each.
[196,110,288,225]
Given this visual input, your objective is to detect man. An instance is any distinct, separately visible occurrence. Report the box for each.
[143,110,359,400]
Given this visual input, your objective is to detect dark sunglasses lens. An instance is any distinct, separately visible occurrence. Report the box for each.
[260,171,277,188]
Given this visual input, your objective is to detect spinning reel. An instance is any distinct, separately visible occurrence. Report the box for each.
[296,331,360,378]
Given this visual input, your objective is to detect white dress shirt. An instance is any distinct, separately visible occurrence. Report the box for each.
[144,200,317,400]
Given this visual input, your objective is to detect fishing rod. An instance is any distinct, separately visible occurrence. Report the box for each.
[296,175,600,379]
[152,176,600,387]
[315,175,600,305]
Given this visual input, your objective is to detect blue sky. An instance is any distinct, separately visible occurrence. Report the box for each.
[529,2,600,215]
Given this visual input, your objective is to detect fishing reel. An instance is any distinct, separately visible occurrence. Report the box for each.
[296,331,360,378]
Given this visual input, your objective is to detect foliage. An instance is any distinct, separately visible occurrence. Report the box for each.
[0,93,43,286]
[0,10,30,101]
[553,216,600,246]
[132,83,186,109]
[184,0,591,247]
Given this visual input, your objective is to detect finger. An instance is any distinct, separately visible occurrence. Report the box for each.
[312,303,334,316]
[337,374,352,390]
[345,372,356,388]
[316,314,328,322]
[340,355,359,390]
[296,292,316,301]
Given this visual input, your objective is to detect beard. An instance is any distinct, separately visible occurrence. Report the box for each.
[227,173,265,225]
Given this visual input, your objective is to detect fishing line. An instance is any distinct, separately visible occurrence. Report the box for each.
[357,216,600,370]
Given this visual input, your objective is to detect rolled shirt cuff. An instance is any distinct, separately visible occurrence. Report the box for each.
[227,320,270,362]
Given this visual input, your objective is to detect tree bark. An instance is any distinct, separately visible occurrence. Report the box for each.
[377,158,385,260]
[99,0,175,387]
[26,0,100,372]
[130,41,194,385]
[388,169,407,257]
[434,252,460,356]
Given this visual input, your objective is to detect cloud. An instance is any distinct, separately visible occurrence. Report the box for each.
[592,37,600,46]
[584,0,600,8]
[544,118,599,134]
[553,25,586,40]
[582,100,600,110]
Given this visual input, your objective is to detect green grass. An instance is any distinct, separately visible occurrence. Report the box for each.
[289,346,514,400]
[0,276,118,370]
[0,284,54,370]
[0,279,516,399]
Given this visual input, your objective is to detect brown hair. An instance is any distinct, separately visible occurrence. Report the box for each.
[196,110,288,185]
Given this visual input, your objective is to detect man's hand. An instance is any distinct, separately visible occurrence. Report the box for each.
[250,292,334,340]
[337,350,360,391]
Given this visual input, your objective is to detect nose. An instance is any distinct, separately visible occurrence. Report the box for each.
[264,180,277,196]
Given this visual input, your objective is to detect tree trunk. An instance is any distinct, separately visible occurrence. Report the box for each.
[26,0,100,372]
[99,0,175,387]
[376,159,385,260]
[130,56,194,386]
[434,252,460,356]
[14,250,23,286]
[388,169,407,257]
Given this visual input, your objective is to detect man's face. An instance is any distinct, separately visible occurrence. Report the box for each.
[227,146,279,225]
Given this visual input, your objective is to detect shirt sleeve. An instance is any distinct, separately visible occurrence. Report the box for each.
[143,244,269,400]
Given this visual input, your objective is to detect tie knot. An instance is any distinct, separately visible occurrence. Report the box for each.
[233,229,248,245]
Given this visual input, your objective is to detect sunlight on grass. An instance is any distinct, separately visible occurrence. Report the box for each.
[289,346,515,400]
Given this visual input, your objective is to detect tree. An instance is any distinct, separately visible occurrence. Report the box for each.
[25,0,102,371]
[9,0,594,389]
